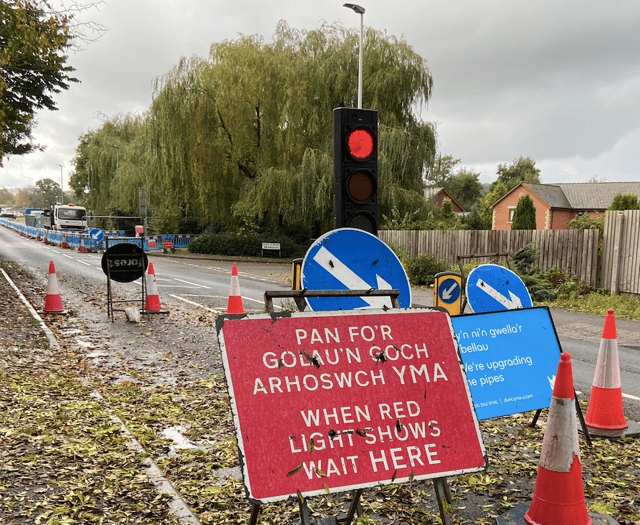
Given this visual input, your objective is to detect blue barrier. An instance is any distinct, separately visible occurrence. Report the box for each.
[0,219,195,252]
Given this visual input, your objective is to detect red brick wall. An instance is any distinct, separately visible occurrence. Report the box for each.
[550,209,577,230]
[492,188,550,230]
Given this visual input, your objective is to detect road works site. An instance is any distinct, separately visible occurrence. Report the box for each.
[1,259,640,525]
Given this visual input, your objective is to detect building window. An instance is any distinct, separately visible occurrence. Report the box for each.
[508,207,516,222]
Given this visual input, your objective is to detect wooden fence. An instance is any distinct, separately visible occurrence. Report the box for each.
[602,210,640,295]
[378,228,600,288]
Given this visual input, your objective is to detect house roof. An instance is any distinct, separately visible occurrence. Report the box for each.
[557,182,640,209]
[424,186,467,212]
[492,182,640,210]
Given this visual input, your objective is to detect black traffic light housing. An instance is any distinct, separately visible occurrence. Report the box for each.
[333,107,379,235]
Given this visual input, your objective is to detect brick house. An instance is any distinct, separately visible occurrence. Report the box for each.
[424,187,466,214]
[490,182,640,230]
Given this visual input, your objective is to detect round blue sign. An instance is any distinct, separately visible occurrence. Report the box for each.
[301,228,411,311]
[465,264,532,313]
[438,278,462,304]
[90,228,104,242]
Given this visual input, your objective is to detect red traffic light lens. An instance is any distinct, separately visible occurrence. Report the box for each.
[346,127,376,162]
[347,171,375,203]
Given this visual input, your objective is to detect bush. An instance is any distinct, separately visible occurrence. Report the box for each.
[188,231,307,258]
[406,254,450,286]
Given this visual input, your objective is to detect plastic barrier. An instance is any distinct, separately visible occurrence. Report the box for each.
[0,220,195,253]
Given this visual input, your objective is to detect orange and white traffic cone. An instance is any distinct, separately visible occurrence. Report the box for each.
[525,353,591,525]
[61,233,67,249]
[41,261,66,314]
[227,263,245,314]
[145,262,164,313]
[585,309,628,438]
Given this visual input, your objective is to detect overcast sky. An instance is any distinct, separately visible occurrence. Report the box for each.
[3,0,640,195]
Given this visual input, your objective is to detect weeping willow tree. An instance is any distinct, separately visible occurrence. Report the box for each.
[71,20,436,234]
[70,114,147,218]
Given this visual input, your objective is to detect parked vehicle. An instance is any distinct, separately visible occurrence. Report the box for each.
[43,204,88,230]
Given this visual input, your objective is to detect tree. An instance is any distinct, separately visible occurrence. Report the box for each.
[0,0,80,165]
[443,169,484,211]
[73,21,437,235]
[492,156,541,192]
[609,193,640,211]
[0,188,15,206]
[425,154,460,186]
[478,181,507,229]
[511,194,537,230]
[35,178,61,207]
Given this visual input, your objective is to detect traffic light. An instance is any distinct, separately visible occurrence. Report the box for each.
[333,107,379,235]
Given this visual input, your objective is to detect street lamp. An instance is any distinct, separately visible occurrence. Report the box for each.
[57,164,63,204]
[343,3,365,109]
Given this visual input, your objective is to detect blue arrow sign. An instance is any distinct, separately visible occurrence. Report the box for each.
[89,228,104,242]
[466,264,532,313]
[438,278,461,304]
[301,228,412,311]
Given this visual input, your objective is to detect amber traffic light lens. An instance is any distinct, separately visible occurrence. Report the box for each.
[347,171,375,203]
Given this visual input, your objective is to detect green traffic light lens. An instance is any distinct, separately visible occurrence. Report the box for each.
[346,127,376,161]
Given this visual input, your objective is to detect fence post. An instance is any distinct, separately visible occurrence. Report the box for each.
[609,212,624,295]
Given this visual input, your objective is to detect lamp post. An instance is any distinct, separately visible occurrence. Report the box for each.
[57,164,63,204]
[343,3,365,109]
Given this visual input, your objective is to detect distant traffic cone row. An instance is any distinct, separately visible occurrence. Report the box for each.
[227,264,245,314]
[585,309,628,438]
[145,263,163,312]
[42,261,65,313]
[525,353,591,525]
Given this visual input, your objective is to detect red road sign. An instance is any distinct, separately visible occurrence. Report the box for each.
[217,309,486,503]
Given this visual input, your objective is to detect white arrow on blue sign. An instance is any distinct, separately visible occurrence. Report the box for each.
[89,228,104,242]
[438,278,461,304]
[465,264,532,313]
[301,228,412,311]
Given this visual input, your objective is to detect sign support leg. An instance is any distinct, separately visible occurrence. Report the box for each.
[574,392,592,447]
[433,478,452,525]
[298,495,313,525]
[248,503,260,525]
[339,489,363,524]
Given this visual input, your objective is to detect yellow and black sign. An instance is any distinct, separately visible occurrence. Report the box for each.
[434,271,463,316]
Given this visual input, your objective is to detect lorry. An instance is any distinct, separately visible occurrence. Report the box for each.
[43,204,88,231]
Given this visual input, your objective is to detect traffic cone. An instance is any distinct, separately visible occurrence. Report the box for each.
[227,263,245,314]
[145,262,163,313]
[584,309,628,438]
[61,233,67,249]
[525,353,591,525]
[42,261,66,313]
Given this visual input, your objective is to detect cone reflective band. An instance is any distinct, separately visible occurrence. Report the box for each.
[334,107,379,235]
[525,353,592,525]
[585,309,628,437]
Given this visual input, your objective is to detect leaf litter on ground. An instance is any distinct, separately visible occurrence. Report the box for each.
[2,260,640,525]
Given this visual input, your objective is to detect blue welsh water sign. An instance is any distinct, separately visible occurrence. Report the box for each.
[301,228,411,311]
[451,307,561,420]
[465,264,532,313]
